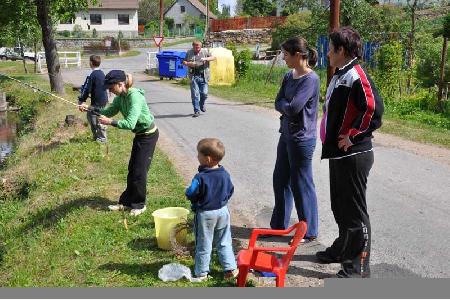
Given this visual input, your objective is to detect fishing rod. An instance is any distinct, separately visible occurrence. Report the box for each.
[0,72,100,116]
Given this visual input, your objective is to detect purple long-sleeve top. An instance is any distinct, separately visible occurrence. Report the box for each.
[275,71,320,141]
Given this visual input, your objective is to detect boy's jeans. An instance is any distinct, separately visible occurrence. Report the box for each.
[194,206,237,277]
[87,105,107,142]
[190,75,208,113]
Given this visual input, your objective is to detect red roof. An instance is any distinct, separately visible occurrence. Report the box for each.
[89,0,139,9]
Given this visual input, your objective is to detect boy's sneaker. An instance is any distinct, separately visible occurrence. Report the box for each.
[200,105,206,112]
[192,274,209,282]
[108,204,130,211]
[224,269,239,280]
[130,206,147,216]
[192,111,200,118]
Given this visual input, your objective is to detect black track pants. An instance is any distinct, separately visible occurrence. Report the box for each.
[119,130,159,209]
[327,151,374,277]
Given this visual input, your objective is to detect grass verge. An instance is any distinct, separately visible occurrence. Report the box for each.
[0,62,236,287]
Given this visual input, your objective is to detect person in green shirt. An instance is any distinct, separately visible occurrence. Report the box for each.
[79,70,159,216]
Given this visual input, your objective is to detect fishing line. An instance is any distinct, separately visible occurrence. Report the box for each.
[0,72,100,116]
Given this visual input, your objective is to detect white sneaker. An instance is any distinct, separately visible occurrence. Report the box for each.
[108,204,130,211]
[130,206,147,216]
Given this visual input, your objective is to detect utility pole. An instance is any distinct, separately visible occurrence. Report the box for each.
[327,0,340,84]
[159,0,164,52]
[205,0,209,42]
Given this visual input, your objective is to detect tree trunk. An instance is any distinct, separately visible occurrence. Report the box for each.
[406,0,418,94]
[438,37,448,112]
[19,39,28,74]
[35,0,64,94]
[34,40,37,74]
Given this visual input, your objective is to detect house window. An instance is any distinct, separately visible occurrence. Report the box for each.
[118,14,130,25]
[90,14,102,25]
[180,6,185,13]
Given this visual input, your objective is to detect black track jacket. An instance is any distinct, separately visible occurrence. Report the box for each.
[320,59,384,159]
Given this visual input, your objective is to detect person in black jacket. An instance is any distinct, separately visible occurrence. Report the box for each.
[78,55,108,142]
[316,27,384,278]
[185,138,238,281]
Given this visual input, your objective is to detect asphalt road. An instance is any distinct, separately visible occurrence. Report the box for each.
[61,46,450,282]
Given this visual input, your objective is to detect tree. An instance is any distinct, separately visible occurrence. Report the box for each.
[405,0,420,93]
[235,0,244,15]
[271,12,319,50]
[436,12,450,112]
[139,0,174,24]
[199,0,219,15]
[242,0,276,16]
[219,4,231,19]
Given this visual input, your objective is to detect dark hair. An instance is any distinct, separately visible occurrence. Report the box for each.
[329,26,362,59]
[197,138,225,162]
[90,55,101,67]
[281,36,318,67]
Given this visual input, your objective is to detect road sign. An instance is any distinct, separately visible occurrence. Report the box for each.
[153,36,164,47]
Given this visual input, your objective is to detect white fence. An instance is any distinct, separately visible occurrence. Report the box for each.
[37,51,81,73]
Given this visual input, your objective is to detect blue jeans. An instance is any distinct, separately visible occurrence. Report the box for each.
[193,206,237,276]
[271,136,318,238]
[190,75,208,113]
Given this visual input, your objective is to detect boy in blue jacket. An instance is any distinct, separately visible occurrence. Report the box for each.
[78,55,108,143]
[185,138,238,281]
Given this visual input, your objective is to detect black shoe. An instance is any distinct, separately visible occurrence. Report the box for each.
[336,269,370,278]
[192,111,200,118]
[316,250,340,264]
[200,106,206,112]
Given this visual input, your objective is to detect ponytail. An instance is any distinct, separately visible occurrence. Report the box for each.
[125,73,133,89]
[307,47,318,68]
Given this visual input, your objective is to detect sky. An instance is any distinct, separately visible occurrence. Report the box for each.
[218,0,237,15]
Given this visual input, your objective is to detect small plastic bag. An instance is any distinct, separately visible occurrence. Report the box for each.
[158,263,204,283]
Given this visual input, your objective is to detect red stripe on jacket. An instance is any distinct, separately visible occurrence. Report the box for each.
[347,65,376,138]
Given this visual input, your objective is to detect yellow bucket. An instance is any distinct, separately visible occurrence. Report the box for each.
[152,207,190,250]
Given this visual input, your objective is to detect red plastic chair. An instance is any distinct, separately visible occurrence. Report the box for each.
[236,221,307,287]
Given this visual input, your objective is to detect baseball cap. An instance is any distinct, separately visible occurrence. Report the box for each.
[103,70,126,89]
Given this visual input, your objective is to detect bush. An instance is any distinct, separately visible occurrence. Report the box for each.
[59,30,71,38]
[226,44,252,79]
[374,41,403,100]
[72,24,83,38]
[271,12,317,50]
[415,33,450,88]
[92,28,98,38]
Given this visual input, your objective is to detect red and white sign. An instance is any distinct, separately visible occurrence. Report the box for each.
[153,36,164,47]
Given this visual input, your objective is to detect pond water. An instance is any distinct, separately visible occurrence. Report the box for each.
[0,111,18,166]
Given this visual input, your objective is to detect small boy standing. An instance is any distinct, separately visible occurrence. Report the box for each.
[185,138,238,281]
[78,55,108,143]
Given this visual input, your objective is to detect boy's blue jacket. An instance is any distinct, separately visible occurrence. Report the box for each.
[185,165,234,211]
[78,69,108,107]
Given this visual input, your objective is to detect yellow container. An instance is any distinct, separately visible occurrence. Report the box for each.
[209,47,235,86]
[152,207,190,250]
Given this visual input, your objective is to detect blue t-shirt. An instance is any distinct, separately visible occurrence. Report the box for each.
[275,71,320,141]
[185,165,234,212]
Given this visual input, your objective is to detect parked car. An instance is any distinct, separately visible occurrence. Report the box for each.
[0,47,35,61]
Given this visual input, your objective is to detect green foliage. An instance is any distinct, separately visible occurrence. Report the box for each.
[92,28,98,38]
[415,33,449,88]
[242,0,276,16]
[374,41,404,100]
[72,24,83,38]
[443,13,450,38]
[271,12,317,51]
[340,0,383,40]
[59,30,71,38]
[227,44,252,78]
[117,31,124,40]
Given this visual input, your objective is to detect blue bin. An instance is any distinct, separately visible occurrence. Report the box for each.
[156,51,188,79]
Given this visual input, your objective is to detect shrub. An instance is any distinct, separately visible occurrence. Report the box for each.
[373,41,403,100]
[72,24,83,38]
[92,28,98,38]
[59,30,71,38]
[271,12,317,51]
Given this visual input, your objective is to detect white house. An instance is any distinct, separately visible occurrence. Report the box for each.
[164,0,217,33]
[57,0,139,38]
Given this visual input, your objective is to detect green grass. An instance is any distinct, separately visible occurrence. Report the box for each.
[0,62,237,287]
[103,50,141,60]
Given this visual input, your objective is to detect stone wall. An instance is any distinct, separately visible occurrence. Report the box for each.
[208,29,272,44]
[55,38,179,49]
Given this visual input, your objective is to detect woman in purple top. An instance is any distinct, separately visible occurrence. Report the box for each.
[270,36,320,241]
